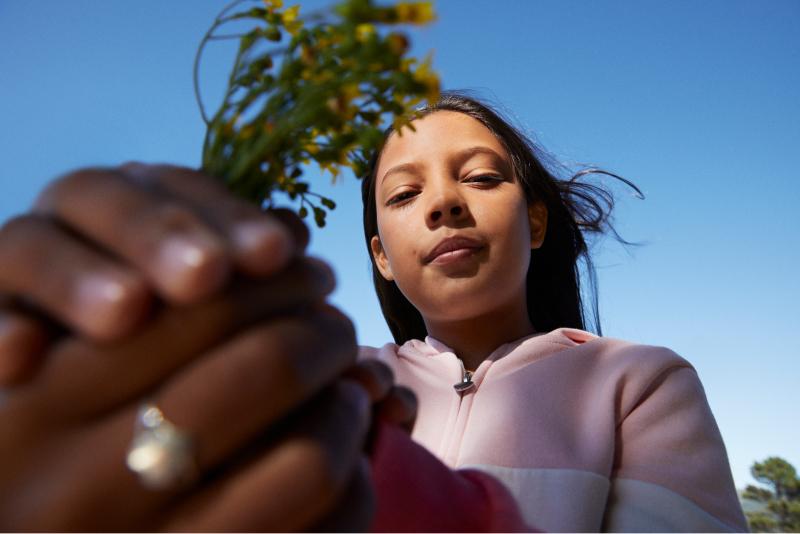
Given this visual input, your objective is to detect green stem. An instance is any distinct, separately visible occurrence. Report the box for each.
[195,0,258,126]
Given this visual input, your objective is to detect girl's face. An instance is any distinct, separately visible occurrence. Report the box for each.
[371,111,547,324]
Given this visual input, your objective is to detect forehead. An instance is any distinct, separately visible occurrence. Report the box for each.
[376,111,509,175]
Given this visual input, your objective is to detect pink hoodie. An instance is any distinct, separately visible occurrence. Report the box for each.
[361,328,747,532]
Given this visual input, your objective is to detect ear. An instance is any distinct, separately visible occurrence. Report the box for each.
[370,235,394,281]
[528,201,548,249]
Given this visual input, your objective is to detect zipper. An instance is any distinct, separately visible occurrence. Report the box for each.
[441,356,476,463]
[453,359,475,393]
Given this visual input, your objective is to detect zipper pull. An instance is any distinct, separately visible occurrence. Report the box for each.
[453,368,475,393]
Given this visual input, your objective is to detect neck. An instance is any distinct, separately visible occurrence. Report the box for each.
[423,299,535,371]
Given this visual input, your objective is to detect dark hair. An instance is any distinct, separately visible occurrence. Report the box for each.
[361,92,641,345]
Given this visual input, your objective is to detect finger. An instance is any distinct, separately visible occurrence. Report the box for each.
[375,385,418,434]
[153,303,358,474]
[0,215,152,341]
[6,302,358,530]
[120,163,299,277]
[0,309,50,386]
[312,457,375,533]
[343,359,394,402]
[267,207,310,253]
[34,167,231,304]
[30,258,337,420]
[163,382,371,532]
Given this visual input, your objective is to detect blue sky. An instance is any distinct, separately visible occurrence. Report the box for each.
[1,1,798,489]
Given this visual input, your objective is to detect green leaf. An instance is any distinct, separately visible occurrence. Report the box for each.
[198,0,440,228]
[264,25,282,42]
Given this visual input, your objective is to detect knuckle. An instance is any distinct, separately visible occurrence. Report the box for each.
[364,359,395,392]
[148,202,204,233]
[278,258,336,299]
[226,203,273,228]
[243,322,304,388]
[334,383,367,424]
[35,168,107,211]
[267,207,310,247]
[120,162,185,187]
[118,160,156,180]
[153,165,206,186]
[313,304,357,350]
[146,165,228,201]
[268,207,303,224]
[0,214,52,265]
[0,213,45,242]
[303,257,336,284]
[364,359,394,382]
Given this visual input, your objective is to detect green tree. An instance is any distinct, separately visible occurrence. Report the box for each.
[744,457,800,532]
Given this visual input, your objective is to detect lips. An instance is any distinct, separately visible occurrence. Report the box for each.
[423,235,484,264]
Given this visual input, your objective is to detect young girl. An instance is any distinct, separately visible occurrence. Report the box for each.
[356,93,747,531]
[0,93,746,531]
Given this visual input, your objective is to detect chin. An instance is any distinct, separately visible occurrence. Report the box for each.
[409,282,509,323]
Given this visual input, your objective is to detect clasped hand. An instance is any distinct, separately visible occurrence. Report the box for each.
[0,164,415,531]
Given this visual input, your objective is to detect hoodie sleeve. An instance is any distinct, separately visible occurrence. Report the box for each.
[603,364,748,532]
[369,421,536,532]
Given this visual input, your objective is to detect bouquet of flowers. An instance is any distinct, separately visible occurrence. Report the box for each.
[197,0,440,226]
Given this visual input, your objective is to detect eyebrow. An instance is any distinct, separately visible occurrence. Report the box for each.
[379,146,511,186]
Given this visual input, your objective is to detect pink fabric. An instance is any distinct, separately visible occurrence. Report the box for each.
[361,328,748,532]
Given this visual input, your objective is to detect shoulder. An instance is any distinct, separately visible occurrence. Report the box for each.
[566,334,747,530]
[571,331,695,383]
[583,332,689,366]
[552,330,703,419]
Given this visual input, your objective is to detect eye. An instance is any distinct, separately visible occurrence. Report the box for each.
[386,190,418,206]
[464,174,504,185]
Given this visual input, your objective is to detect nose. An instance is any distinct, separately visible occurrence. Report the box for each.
[426,181,468,227]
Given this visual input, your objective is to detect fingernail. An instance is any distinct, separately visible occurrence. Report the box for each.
[157,235,228,300]
[161,237,208,269]
[73,274,132,337]
[233,220,293,274]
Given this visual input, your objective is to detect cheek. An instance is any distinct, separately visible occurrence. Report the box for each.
[476,198,533,281]
[478,195,532,250]
[377,212,417,272]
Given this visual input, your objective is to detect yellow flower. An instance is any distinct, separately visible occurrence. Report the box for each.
[341,83,360,101]
[282,4,298,22]
[282,5,303,35]
[319,161,341,180]
[413,55,440,102]
[355,23,376,43]
[387,32,410,55]
[399,58,416,72]
[395,2,436,25]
